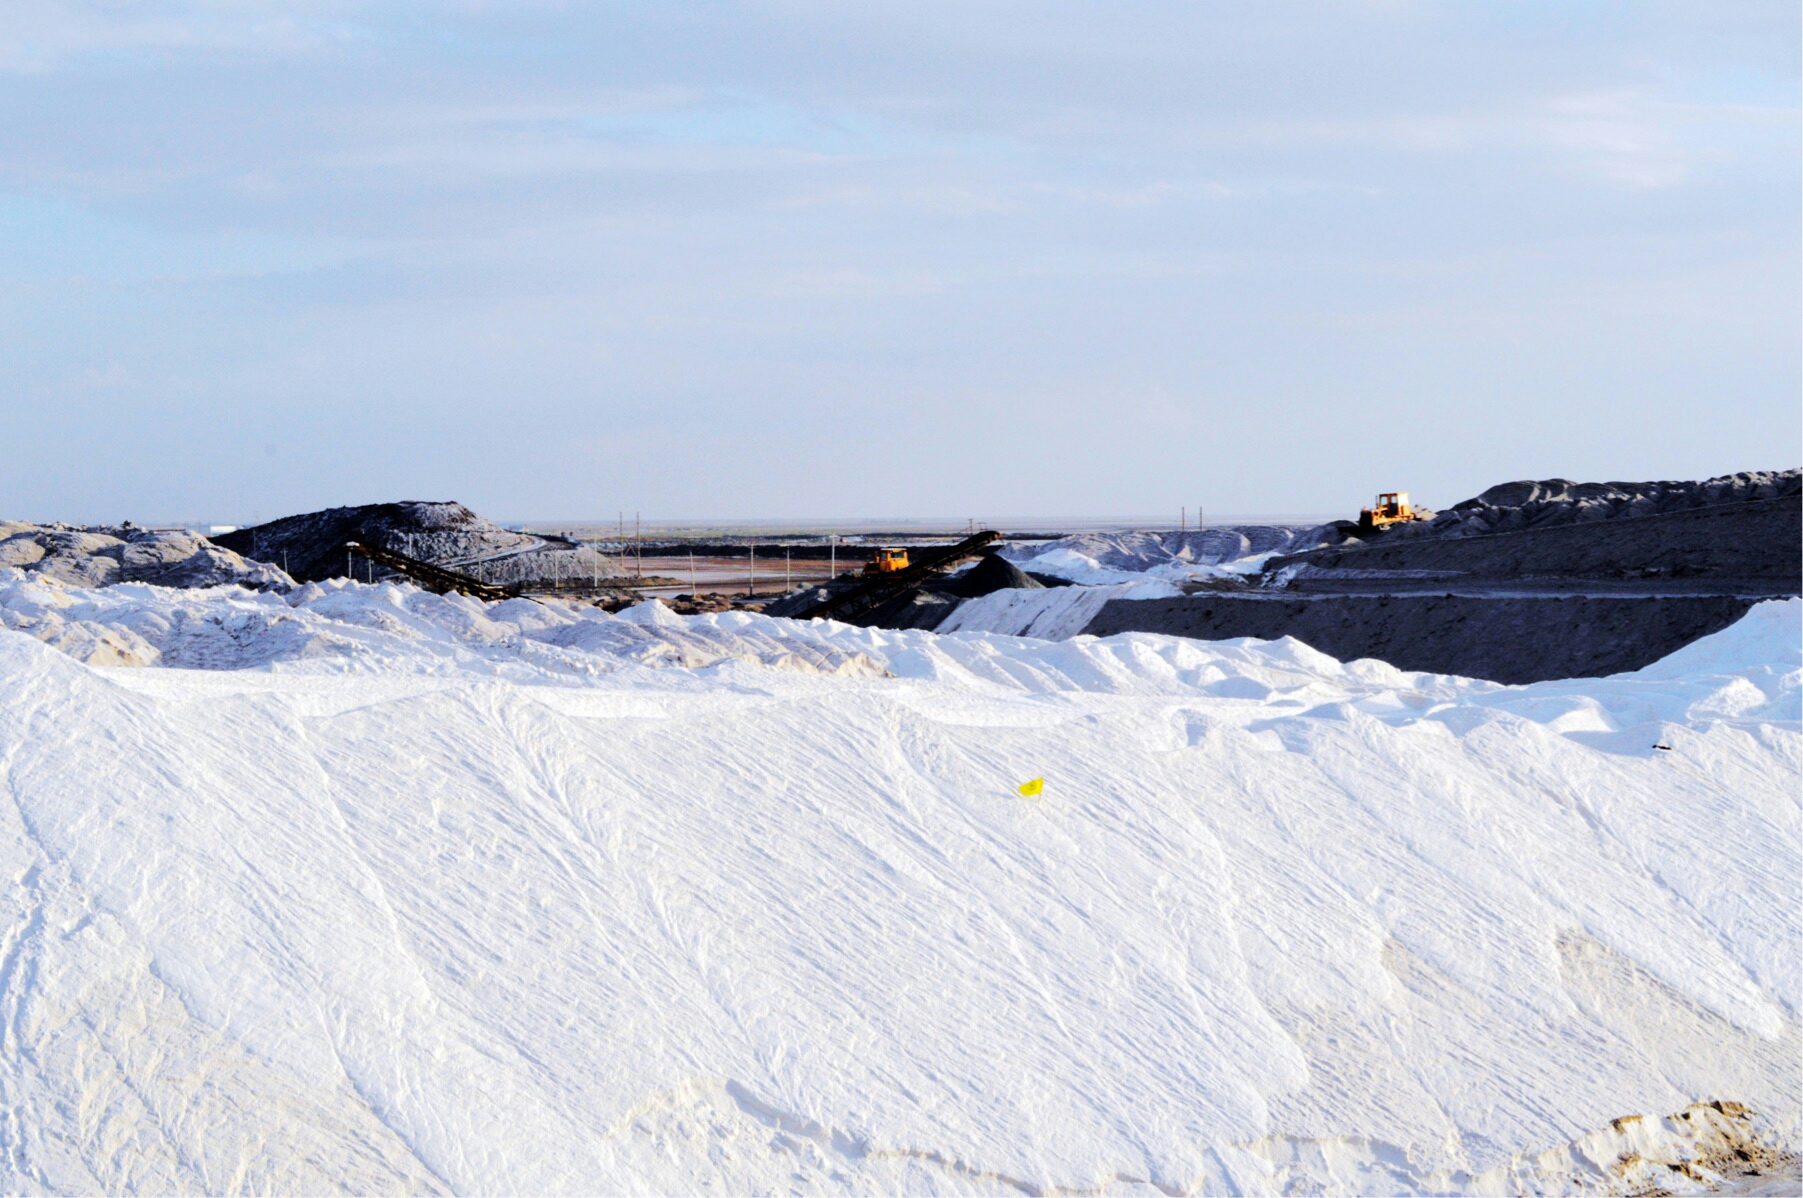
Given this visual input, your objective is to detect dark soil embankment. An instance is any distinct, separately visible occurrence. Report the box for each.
[1270,494,1801,588]
[944,554,1043,598]
[1082,594,1765,683]
[764,551,1042,627]
[1381,469,1796,540]
[215,502,616,588]
[860,590,964,630]
[215,502,538,581]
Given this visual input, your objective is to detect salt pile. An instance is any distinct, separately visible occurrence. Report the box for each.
[1006,526,1335,584]
[937,578,1181,639]
[0,570,1795,1193]
[0,521,290,591]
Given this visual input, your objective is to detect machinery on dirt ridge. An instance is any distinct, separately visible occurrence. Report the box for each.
[1358,492,1426,533]
[864,547,911,576]
[795,531,1002,623]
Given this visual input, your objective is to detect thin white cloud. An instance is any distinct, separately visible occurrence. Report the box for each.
[0,0,346,73]
[0,2,1793,520]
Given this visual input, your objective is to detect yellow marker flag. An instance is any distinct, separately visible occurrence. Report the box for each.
[1017,777,1044,797]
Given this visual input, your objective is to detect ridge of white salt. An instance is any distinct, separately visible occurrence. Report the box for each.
[0,569,1795,1194]
[1007,527,1331,584]
[935,578,1182,638]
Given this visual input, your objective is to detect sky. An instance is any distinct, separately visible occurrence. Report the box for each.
[1,1,1797,525]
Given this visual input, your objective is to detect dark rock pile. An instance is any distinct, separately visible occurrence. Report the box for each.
[1270,472,1802,587]
[944,553,1044,599]
[213,502,618,587]
[760,585,840,619]
[1382,470,1799,542]
[763,551,1046,626]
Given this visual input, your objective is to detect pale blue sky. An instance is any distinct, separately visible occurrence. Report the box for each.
[2,2,1797,525]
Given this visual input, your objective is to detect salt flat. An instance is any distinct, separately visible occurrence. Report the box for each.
[0,571,1795,1193]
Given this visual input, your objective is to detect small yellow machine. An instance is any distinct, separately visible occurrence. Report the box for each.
[1358,492,1424,532]
[864,547,910,576]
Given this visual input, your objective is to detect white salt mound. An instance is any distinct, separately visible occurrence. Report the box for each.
[0,569,1795,1194]
[1006,526,1335,584]
[0,521,290,590]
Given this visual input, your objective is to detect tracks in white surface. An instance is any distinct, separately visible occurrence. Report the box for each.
[0,579,1794,1192]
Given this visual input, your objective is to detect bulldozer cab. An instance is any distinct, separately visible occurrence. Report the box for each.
[1359,491,1420,532]
[864,547,910,576]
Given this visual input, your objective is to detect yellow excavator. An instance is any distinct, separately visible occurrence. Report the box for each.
[863,547,911,576]
[1358,492,1425,532]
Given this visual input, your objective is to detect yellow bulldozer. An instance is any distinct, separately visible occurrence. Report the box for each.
[863,547,910,576]
[1358,492,1425,532]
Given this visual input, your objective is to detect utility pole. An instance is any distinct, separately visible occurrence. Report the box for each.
[748,543,755,598]
[635,512,642,580]
[829,535,835,578]
[785,548,791,589]
[689,549,696,594]
[1181,507,1186,533]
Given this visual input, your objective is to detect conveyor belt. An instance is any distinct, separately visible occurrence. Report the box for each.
[347,541,517,601]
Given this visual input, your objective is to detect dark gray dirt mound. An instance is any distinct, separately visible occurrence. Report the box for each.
[761,584,847,619]
[1377,469,1797,542]
[215,502,535,582]
[764,553,1042,622]
[1271,493,1801,586]
[945,554,1045,599]
[856,590,962,631]
[1082,594,1764,684]
[215,502,614,587]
